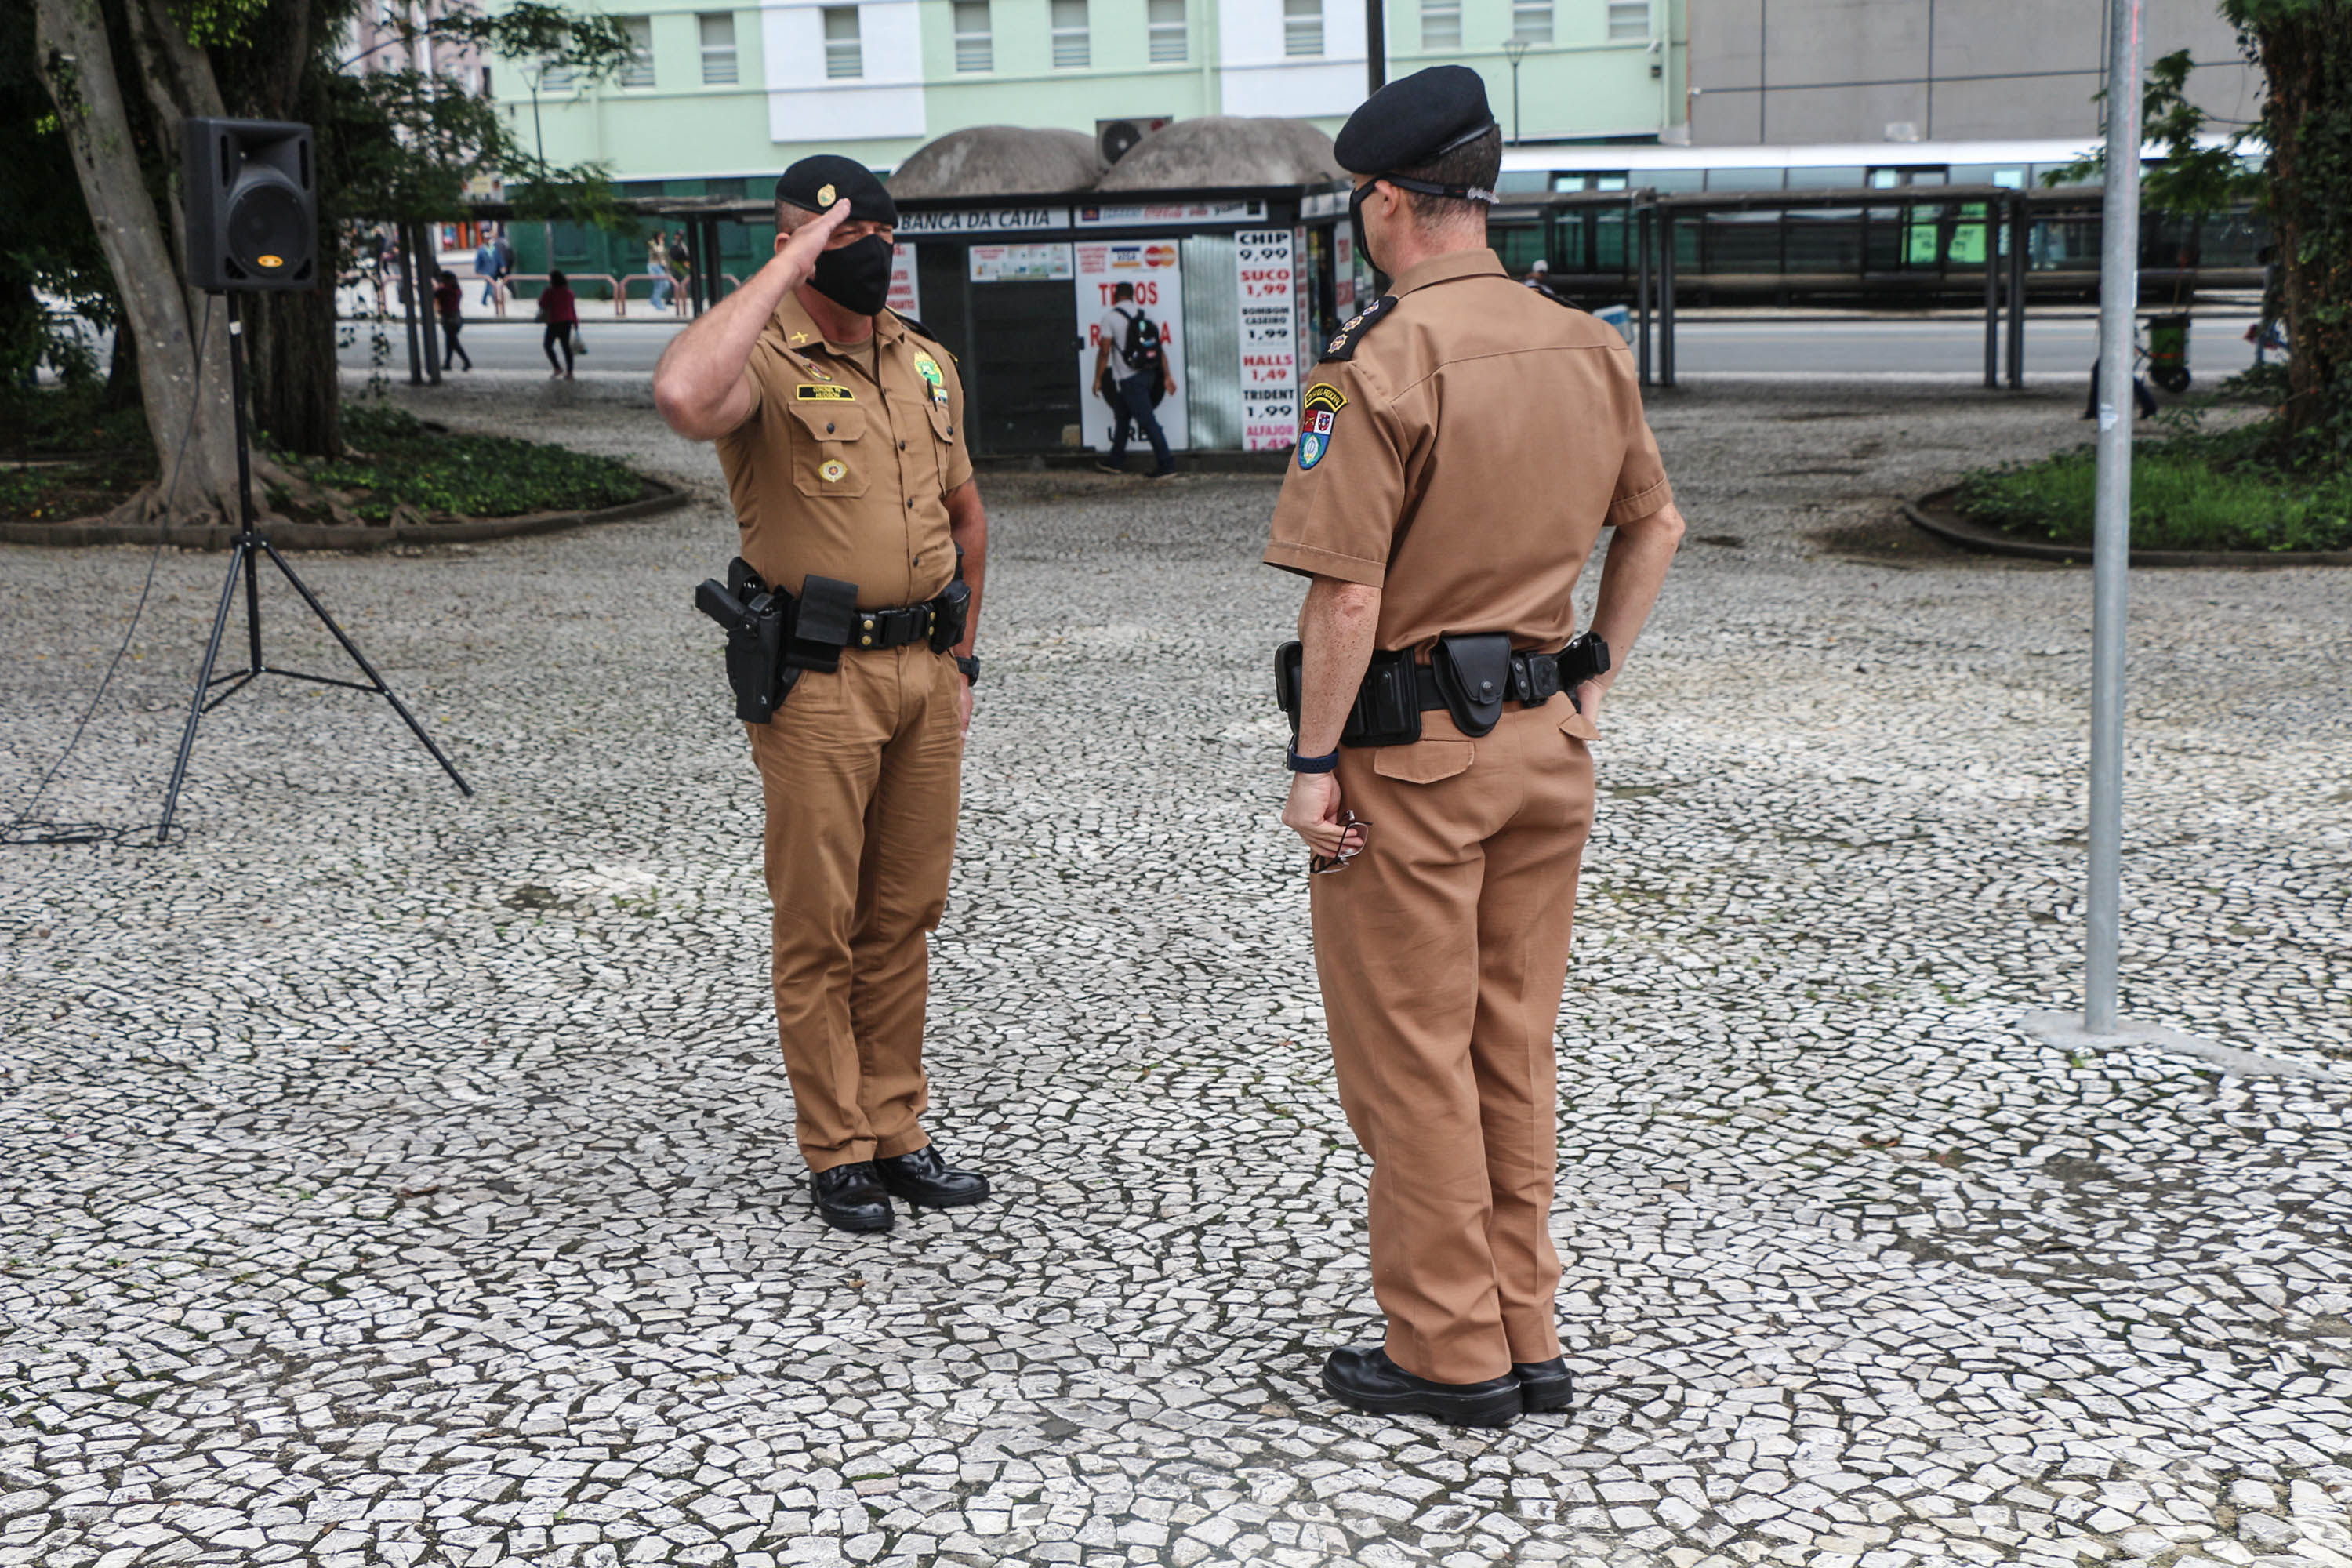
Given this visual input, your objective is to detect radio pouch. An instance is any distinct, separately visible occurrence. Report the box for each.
[1432,633,1512,738]
[1275,642,1422,748]
[786,574,858,673]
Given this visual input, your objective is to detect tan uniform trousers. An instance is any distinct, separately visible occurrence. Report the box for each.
[1310,699,1596,1386]
[746,643,964,1172]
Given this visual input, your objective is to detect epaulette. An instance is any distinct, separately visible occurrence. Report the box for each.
[1319,295,1397,361]
[893,312,946,347]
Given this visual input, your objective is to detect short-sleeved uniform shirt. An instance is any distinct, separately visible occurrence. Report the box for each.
[715,291,973,609]
[1263,249,1671,655]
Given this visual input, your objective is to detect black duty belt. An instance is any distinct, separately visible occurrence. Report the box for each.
[1274,631,1610,749]
[842,601,941,651]
[1414,648,1569,710]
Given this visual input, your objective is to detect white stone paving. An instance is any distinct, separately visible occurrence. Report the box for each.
[2,373,2347,1568]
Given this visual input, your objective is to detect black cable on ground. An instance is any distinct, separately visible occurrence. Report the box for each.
[3,299,214,851]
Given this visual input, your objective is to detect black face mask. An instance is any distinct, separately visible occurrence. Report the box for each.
[809,233,893,317]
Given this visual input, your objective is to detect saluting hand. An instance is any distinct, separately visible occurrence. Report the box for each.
[774,198,853,289]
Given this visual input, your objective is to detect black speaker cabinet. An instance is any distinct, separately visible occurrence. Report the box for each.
[181,118,317,292]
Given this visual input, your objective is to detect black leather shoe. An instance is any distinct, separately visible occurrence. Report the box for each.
[1515,1356,1573,1413]
[811,1161,893,1233]
[1320,1345,1521,1428]
[873,1146,989,1209]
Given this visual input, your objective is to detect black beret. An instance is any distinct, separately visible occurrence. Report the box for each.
[1334,65,1497,174]
[775,154,897,226]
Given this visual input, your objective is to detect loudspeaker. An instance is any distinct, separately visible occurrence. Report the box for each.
[181,118,317,292]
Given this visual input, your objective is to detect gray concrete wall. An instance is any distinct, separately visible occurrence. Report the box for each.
[1685,0,2260,147]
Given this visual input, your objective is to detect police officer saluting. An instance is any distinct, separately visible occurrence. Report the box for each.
[655,156,991,1233]
[1266,67,1686,1426]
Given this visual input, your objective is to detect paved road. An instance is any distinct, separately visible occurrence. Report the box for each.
[5,376,2347,1568]
[356,314,2268,383]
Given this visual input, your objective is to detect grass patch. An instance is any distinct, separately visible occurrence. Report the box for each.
[1953,418,2352,554]
[0,386,648,527]
[0,384,155,523]
[302,401,646,523]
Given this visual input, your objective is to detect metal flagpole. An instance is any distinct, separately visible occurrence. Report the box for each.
[2085,0,2143,1034]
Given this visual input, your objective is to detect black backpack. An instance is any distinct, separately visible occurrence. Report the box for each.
[1115,306,1163,373]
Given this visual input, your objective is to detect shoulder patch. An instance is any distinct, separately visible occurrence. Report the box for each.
[1319,295,1397,362]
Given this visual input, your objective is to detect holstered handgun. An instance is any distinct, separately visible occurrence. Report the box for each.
[695,557,799,723]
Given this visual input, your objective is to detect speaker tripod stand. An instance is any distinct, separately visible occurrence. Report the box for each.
[156,292,472,843]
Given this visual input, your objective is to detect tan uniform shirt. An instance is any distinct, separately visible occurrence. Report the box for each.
[1263,249,1671,653]
[716,292,974,609]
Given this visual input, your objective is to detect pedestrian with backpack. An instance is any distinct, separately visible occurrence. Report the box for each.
[1091,282,1177,477]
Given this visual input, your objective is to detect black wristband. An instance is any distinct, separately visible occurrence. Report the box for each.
[953,654,980,686]
[1287,742,1340,774]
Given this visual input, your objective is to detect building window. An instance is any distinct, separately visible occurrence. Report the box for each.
[1050,0,1088,68]
[1510,0,1551,43]
[698,13,737,83]
[1283,0,1323,56]
[953,0,993,70]
[539,57,575,92]
[1420,0,1459,48]
[1606,0,1646,40]
[618,16,655,86]
[823,5,862,78]
[1147,0,1185,62]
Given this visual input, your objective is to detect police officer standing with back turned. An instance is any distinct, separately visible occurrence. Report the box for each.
[653,156,993,1235]
[1265,67,1687,1428]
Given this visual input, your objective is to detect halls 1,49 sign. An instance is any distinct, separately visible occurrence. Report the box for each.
[1074,239,1188,454]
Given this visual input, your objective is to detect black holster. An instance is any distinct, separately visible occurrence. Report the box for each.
[692,558,797,724]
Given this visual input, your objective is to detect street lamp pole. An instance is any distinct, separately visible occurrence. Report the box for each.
[1366,0,1385,94]
[2083,0,2143,1035]
[1504,40,1530,144]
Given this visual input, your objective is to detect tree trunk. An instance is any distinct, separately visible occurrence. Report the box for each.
[247,234,343,458]
[2244,4,2351,443]
[103,314,140,411]
[31,0,241,525]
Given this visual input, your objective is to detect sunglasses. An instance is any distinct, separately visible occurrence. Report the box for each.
[1309,811,1371,876]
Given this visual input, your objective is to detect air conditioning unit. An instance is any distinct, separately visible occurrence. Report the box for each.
[1097,116,1174,165]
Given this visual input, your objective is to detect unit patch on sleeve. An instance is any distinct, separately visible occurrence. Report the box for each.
[797,383,856,401]
[1297,383,1348,470]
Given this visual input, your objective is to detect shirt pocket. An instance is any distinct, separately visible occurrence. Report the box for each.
[1371,739,1475,785]
[924,397,957,469]
[786,401,871,499]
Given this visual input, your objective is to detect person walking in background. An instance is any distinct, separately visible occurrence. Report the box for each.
[474,235,500,308]
[667,234,694,313]
[650,233,677,312]
[433,269,474,371]
[537,270,578,379]
[1090,281,1177,478]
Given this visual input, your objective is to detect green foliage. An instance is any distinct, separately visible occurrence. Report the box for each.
[1953,423,2352,554]
[312,401,644,521]
[1,3,121,388]
[0,384,155,521]
[2041,49,2260,216]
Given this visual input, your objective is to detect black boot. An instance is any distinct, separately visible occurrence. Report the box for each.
[873,1145,989,1210]
[1515,1356,1573,1413]
[811,1161,893,1233]
[1320,1345,1522,1428]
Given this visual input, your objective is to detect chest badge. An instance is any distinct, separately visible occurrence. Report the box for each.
[1298,383,1347,470]
[913,351,949,407]
[819,458,848,484]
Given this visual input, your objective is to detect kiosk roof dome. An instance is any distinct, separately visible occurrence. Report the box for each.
[888,125,1106,198]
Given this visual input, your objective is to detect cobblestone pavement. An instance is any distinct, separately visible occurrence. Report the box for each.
[3,373,2348,1568]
